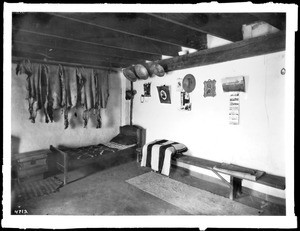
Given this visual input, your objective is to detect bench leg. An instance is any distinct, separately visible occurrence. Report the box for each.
[63,152,68,185]
[229,176,242,200]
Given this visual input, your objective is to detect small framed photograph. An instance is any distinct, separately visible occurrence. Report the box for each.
[203,79,216,97]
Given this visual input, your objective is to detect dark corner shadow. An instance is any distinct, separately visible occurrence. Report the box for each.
[11,135,21,155]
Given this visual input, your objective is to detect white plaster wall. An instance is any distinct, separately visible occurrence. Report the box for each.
[130,51,286,198]
[11,63,123,153]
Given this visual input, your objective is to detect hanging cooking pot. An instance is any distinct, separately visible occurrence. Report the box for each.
[134,64,149,80]
[122,66,138,82]
[149,63,165,77]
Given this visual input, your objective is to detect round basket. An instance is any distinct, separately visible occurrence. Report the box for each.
[122,66,138,82]
[134,64,149,80]
[149,63,165,77]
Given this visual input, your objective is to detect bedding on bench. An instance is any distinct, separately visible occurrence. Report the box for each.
[49,125,145,185]
[58,142,136,160]
[141,139,187,176]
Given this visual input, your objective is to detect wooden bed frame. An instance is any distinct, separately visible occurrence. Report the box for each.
[49,125,146,185]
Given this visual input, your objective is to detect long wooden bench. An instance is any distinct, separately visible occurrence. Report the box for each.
[173,155,285,200]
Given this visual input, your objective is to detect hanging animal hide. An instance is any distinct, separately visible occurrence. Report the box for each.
[16,59,33,100]
[40,64,53,123]
[49,65,61,110]
[91,69,98,109]
[95,108,102,129]
[45,65,54,123]
[59,65,70,129]
[78,67,94,128]
[82,109,90,128]
[64,107,69,129]
[62,66,74,109]
[93,70,101,128]
[16,59,37,123]
[97,69,110,109]
[76,67,86,108]
[28,63,43,123]
[59,65,66,108]
[84,68,93,110]
[67,66,78,108]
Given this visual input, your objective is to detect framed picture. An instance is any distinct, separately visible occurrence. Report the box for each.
[157,85,171,104]
[143,83,151,97]
[222,76,245,92]
[203,79,216,97]
[180,91,192,111]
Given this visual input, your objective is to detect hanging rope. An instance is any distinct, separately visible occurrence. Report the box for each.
[130,81,133,126]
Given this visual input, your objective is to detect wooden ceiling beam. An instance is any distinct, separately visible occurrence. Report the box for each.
[248,13,286,30]
[13,30,162,62]
[147,13,213,37]
[12,49,125,69]
[51,13,207,50]
[13,28,171,57]
[147,13,260,42]
[154,31,285,72]
[12,56,119,72]
[12,13,181,56]
[13,40,146,65]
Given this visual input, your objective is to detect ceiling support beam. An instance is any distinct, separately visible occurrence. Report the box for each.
[12,41,145,67]
[13,40,150,63]
[147,13,210,38]
[152,31,285,72]
[249,13,286,31]
[147,13,241,42]
[12,49,123,69]
[12,56,120,72]
[13,30,162,62]
[13,28,175,57]
[50,13,205,50]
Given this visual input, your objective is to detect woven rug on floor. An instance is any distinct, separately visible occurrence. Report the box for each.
[126,172,262,215]
[14,176,64,202]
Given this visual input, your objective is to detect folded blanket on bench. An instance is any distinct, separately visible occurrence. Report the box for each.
[141,140,188,176]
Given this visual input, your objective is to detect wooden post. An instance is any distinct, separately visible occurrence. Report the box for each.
[229,176,242,200]
[63,152,68,185]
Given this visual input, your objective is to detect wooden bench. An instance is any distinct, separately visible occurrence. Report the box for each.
[173,155,285,200]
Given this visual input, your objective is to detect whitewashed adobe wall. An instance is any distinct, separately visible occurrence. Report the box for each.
[130,51,286,198]
[11,63,123,153]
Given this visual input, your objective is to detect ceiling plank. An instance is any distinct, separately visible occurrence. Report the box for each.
[150,31,285,72]
[51,12,207,50]
[12,30,162,62]
[12,13,181,56]
[13,40,146,65]
[12,45,137,68]
[12,56,119,72]
[12,48,126,69]
[147,13,260,42]
[248,13,286,30]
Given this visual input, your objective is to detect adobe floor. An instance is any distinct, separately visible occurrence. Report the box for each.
[12,160,285,216]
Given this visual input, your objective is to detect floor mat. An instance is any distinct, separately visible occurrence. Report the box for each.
[13,176,64,202]
[126,172,262,215]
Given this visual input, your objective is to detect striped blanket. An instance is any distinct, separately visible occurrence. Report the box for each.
[141,140,188,176]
